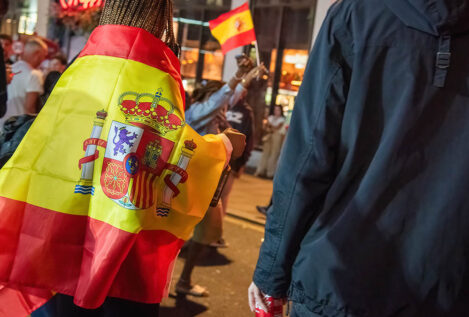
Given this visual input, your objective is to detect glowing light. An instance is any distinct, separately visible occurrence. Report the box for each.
[291,80,302,86]
[60,0,103,10]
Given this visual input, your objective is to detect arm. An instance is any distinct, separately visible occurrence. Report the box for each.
[25,92,40,114]
[227,55,254,90]
[185,84,233,132]
[186,56,253,131]
[229,64,267,108]
[25,70,44,114]
[229,83,247,108]
[252,1,353,298]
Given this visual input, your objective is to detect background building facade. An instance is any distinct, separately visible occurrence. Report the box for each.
[0,0,332,145]
[174,0,331,144]
[174,0,319,109]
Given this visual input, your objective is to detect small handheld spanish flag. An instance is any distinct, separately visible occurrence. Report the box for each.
[209,2,257,54]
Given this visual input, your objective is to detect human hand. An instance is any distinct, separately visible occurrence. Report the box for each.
[248,282,267,312]
[235,54,254,78]
[242,63,269,88]
[222,128,246,160]
[248,282,288,313]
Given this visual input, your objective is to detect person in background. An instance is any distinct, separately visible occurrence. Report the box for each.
[185,55,253,135]
[39,54,68,111]
[39,72,60,112]
[4,38,47,122]
[0,34,13,65]
[255,104,285,179]
[220,88,257,218]
[48,53,67,74]
[176,58,262,297]
[256,110,291,216]
[213,65,267,248]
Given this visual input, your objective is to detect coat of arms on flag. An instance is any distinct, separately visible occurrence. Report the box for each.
[0,25,229,315]
[76,89,196,216]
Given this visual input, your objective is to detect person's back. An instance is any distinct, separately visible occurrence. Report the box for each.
[252,0,469,316]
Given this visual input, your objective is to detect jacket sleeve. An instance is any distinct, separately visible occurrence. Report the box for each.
[185,84,233,132]
[229,83,247,107]
[253,2,353,298]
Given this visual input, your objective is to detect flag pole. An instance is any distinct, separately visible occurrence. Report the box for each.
[254,40,261,66]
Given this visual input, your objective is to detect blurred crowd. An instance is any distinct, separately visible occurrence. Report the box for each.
[1,34,67,116]
[0,33,67,166]
[0,38,286,298]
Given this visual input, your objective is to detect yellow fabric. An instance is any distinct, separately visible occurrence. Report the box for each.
[0,55,227,240]
[211,9,254,45]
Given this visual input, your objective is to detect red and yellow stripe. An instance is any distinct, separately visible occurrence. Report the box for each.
[0,198,183,308]
[209,2,257,54]
[0,25,227,314]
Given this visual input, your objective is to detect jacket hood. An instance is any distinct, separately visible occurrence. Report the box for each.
[385,0,469,35]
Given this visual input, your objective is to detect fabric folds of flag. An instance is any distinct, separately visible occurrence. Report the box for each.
[209,2,257,54]
[0,24,228,316]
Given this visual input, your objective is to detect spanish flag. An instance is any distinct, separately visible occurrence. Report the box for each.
[0,25,228,315]
[209,2,257,54]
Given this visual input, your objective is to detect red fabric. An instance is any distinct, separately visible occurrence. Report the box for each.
[209,2,250,29]
[221,29,257,54]
[78,25,186,109]
[0,285,51,317]
[82,138,107,151]
[78,151,100,169]
[0,197,184,310]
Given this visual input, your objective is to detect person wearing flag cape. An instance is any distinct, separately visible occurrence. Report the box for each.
[0,0,247,316]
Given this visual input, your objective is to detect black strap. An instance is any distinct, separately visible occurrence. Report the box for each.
[433,34,451,88]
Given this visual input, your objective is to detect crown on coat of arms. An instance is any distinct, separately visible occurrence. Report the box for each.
[118,89,184,135]
[184,139,197,151]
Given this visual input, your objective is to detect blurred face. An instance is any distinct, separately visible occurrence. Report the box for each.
[274,106,282,117]
[49,58,66,73]
[0,38,12,61]
[31,48,47,68]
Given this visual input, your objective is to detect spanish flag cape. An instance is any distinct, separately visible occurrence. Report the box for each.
[0,25,228,315]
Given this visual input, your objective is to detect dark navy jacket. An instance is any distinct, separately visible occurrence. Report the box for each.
[253,0,469,316]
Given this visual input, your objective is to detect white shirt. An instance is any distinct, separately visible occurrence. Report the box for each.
[4,60,44,123]
[268,115,285,128]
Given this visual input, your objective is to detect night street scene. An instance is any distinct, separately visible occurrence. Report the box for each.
[1,0,469,316]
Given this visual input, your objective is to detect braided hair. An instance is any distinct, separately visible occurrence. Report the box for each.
[100,0,179,56]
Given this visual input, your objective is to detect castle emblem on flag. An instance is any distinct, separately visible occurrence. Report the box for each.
[143,140,162,169]
[76,89,196,216]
